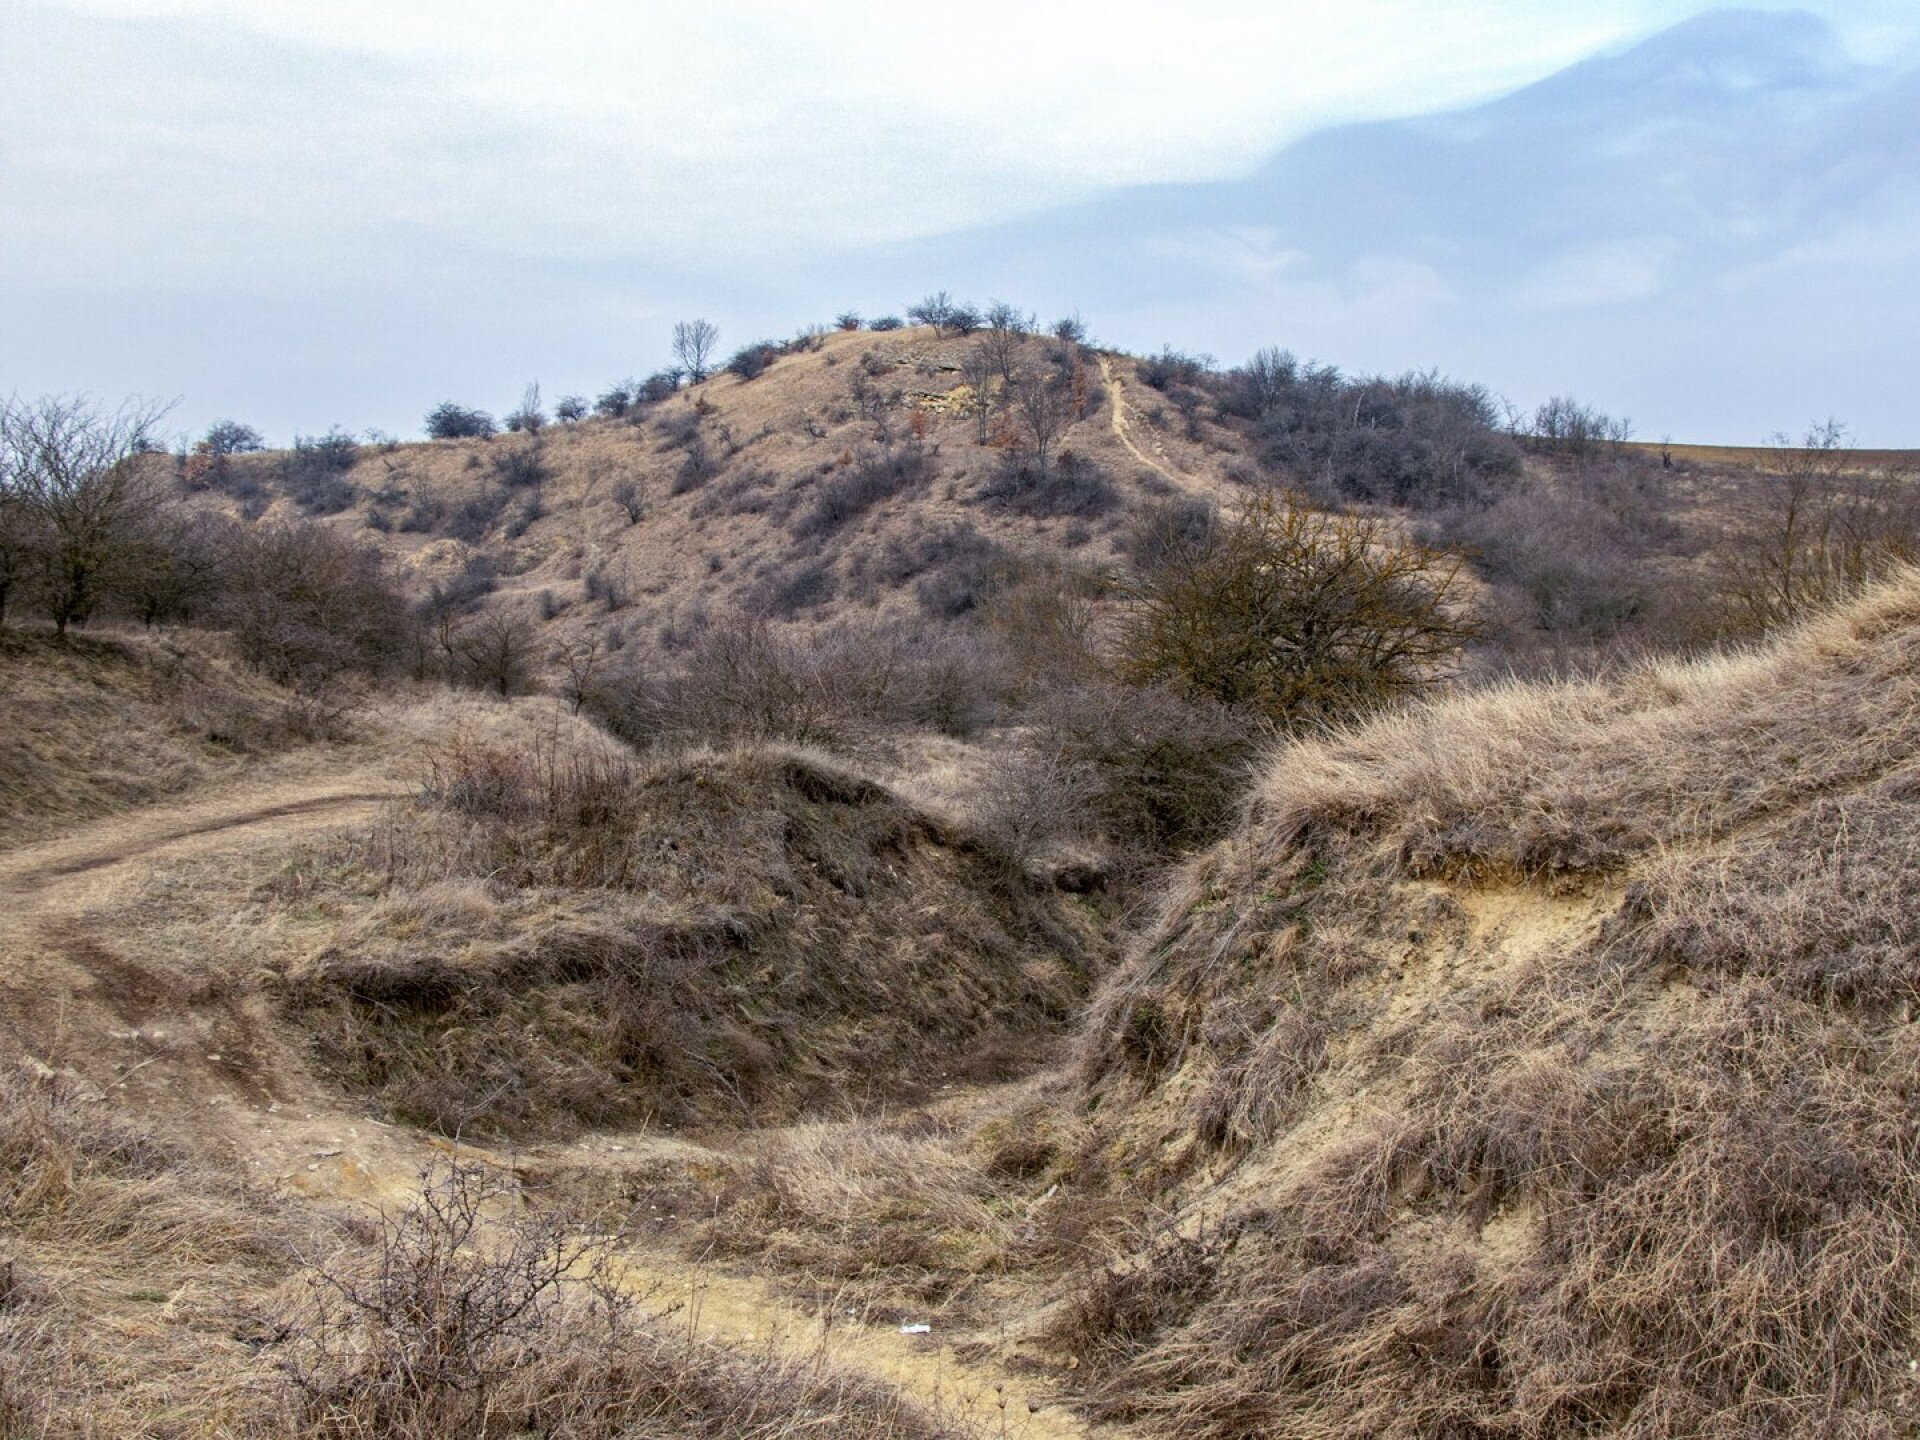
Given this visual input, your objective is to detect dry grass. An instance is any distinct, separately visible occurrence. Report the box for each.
[690,1083,1116,1324]
[274,727,1106,1137]
[1049,570,1920,1437]
[1628,440,1920,473]
[0,627,322,846]
[1242,568,1920,886]
[195,329,1243,689]
[279,1160,960,1440]
[0,1079,968,1438]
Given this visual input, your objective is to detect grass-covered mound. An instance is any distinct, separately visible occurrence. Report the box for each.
[281,734,1107,1137]
[1055,570,1920,1438]
[0,628,312,844]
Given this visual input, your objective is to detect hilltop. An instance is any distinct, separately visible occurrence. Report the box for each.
[191,327,1239,655]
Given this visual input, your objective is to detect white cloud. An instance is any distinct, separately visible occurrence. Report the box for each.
[5,1,1917,440]
[1512,241,1677,309]
[13,0,1748,267]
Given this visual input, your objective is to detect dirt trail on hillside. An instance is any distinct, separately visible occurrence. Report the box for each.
[1098,355,1185,487]
[0,767,1120,1437]
[606,1248,1102,1440]
[0,779,392,918]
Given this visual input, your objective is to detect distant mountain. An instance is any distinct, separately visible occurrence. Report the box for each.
[852,9,1920,444]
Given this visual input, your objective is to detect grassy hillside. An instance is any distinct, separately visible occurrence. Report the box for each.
[0,628,333,846]
[200,329,1241,653]
[9,327,1920,1435]
[1048,570,1920,1436]
[279,728,1109,1137]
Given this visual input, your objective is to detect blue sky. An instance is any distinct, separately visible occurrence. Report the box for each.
[4,2,1917,445]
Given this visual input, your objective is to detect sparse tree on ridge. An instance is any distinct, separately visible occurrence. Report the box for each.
[425,402,497,440]
[672,320,720,383]
[907,292,955,336]
[202,419,265,455]
[504,382,546,434]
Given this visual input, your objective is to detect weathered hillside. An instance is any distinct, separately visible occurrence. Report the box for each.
[1051,571,1920,1437]
[198,329,1243,655]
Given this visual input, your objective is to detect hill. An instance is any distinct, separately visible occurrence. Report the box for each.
[1047,570,1920,1436]
[177,322,1816,681]
[197,327,1240,653]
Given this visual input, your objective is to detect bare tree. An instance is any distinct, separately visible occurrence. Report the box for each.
[982,301,1031,382]
[610,477,646,524]
[0,482,38,628]
[555,633,607,714]
[1713,420,1920,634]
[0,395,169,635]
[959,344,995,444]
[505,381,546,434]
[1011,365,1069,478]
[452,612,535,697]
[672,319,720,383]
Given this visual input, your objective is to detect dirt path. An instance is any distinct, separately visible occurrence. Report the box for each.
[0,779,393,917]
[606,1248,1099,1439]
[0,766,1120,1436]
[1098,354,1185,487]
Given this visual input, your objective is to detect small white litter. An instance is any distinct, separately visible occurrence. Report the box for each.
[899,1323,932,1336]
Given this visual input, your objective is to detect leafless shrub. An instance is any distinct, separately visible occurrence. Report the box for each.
[220,521,417,690]
[976,448,1118,519]
[1711,420,1920,635]
[1027,682,1260,860]
[792,440,935,538]
[490,438,547,489]
[749,557,838,619]
[281,1160,625,1437]
[610,477,646,524]
[280,1160,950,1439]
[439,612,535,697]
[1231,359,1520,510]
[1120,492,1475,726]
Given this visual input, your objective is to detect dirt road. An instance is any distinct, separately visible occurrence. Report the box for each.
[0,779,392,918]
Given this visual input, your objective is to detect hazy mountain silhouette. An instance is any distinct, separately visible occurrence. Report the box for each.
[853,9,1919,443]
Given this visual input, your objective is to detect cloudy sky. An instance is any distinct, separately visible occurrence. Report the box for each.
[4,2,1917,444]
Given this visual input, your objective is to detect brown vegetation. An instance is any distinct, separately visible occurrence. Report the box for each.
[277,729,1105,1137]
[0,628,327,845]
[1050,570,1920,1437]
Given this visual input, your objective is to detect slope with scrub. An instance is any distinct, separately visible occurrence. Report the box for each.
[1051,570,1920,1437]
